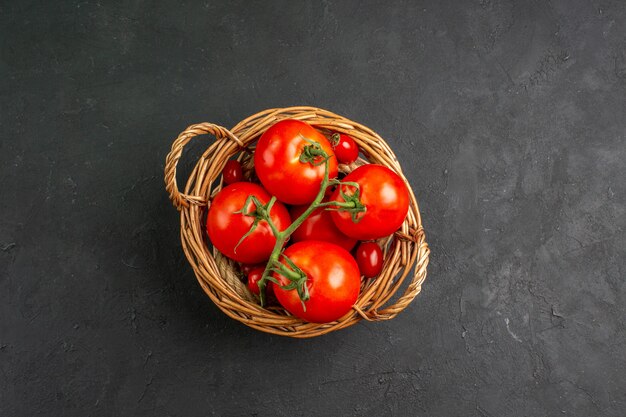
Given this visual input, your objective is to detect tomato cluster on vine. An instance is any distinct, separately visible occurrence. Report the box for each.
[206,119,409,323]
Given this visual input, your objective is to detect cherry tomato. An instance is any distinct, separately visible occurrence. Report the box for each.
[331,133,359,164]
[330,164,409,240]
[246,267,264,295]
[289,203,357,252]
[222,159,243,184]
[355,242,384,278]
[248,266,274,298]
[254,119,338,205]
[206,182,291,263]
[240,263,263,277]
[273,241,361,323]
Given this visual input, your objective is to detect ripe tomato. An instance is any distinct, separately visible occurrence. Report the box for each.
[246,267,264,295]
[246,266,274,296]
[330,164,409,240]
[222,159,243,184]
[331,133,359,164]
[289,203,357,252]
[240,263,263,277]
[206,182,291,263]
[254,119,338,205]
[355,242,384,278]
[273,241,361,323]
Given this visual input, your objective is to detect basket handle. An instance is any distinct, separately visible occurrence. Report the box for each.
[164,122,243,210]
[355,227,430,321]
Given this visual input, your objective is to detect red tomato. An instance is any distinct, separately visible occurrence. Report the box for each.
[331,133,359,164]
[330,164,409,240]
[246,267,264,295]
[222,159,243,184]
[247,267,276,302]
[289,203,357,252]
[355,242,384,278]
[254,119,338,205]
[240,263,263,277]
[206,182,291,263]
[273,241,361,323]
[248,266,274,297]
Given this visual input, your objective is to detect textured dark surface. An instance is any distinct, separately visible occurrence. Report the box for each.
[1,1,625,416]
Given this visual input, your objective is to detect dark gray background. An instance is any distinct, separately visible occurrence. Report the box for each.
[1,1,625,416]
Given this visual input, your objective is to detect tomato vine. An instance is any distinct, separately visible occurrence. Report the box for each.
[237,141,366,306]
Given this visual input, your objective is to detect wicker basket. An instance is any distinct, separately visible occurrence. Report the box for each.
[164,106,429,338]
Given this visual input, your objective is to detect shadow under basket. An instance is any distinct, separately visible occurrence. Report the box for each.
[164,106,430,338]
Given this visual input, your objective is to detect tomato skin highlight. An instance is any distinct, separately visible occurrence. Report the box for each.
[206,182,291,264]
[330,164,409,240]
[289,203,357,252]
[273,241,361,323]
[254,119,338,205]
[332,133,359,164]
[355,242,384,278]
[222,160,243,185]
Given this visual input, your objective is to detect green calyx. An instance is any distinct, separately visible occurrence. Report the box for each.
[270,254,310,311]
[318,180,367,223]
[233,195,279,253]
[299,137,330,167]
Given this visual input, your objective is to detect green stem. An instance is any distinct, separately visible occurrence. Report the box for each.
[316,200,357,209]
[263,196,281,237]
[257,152,332,306]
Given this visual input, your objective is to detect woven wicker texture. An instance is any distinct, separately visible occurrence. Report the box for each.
[164,107,430,338]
